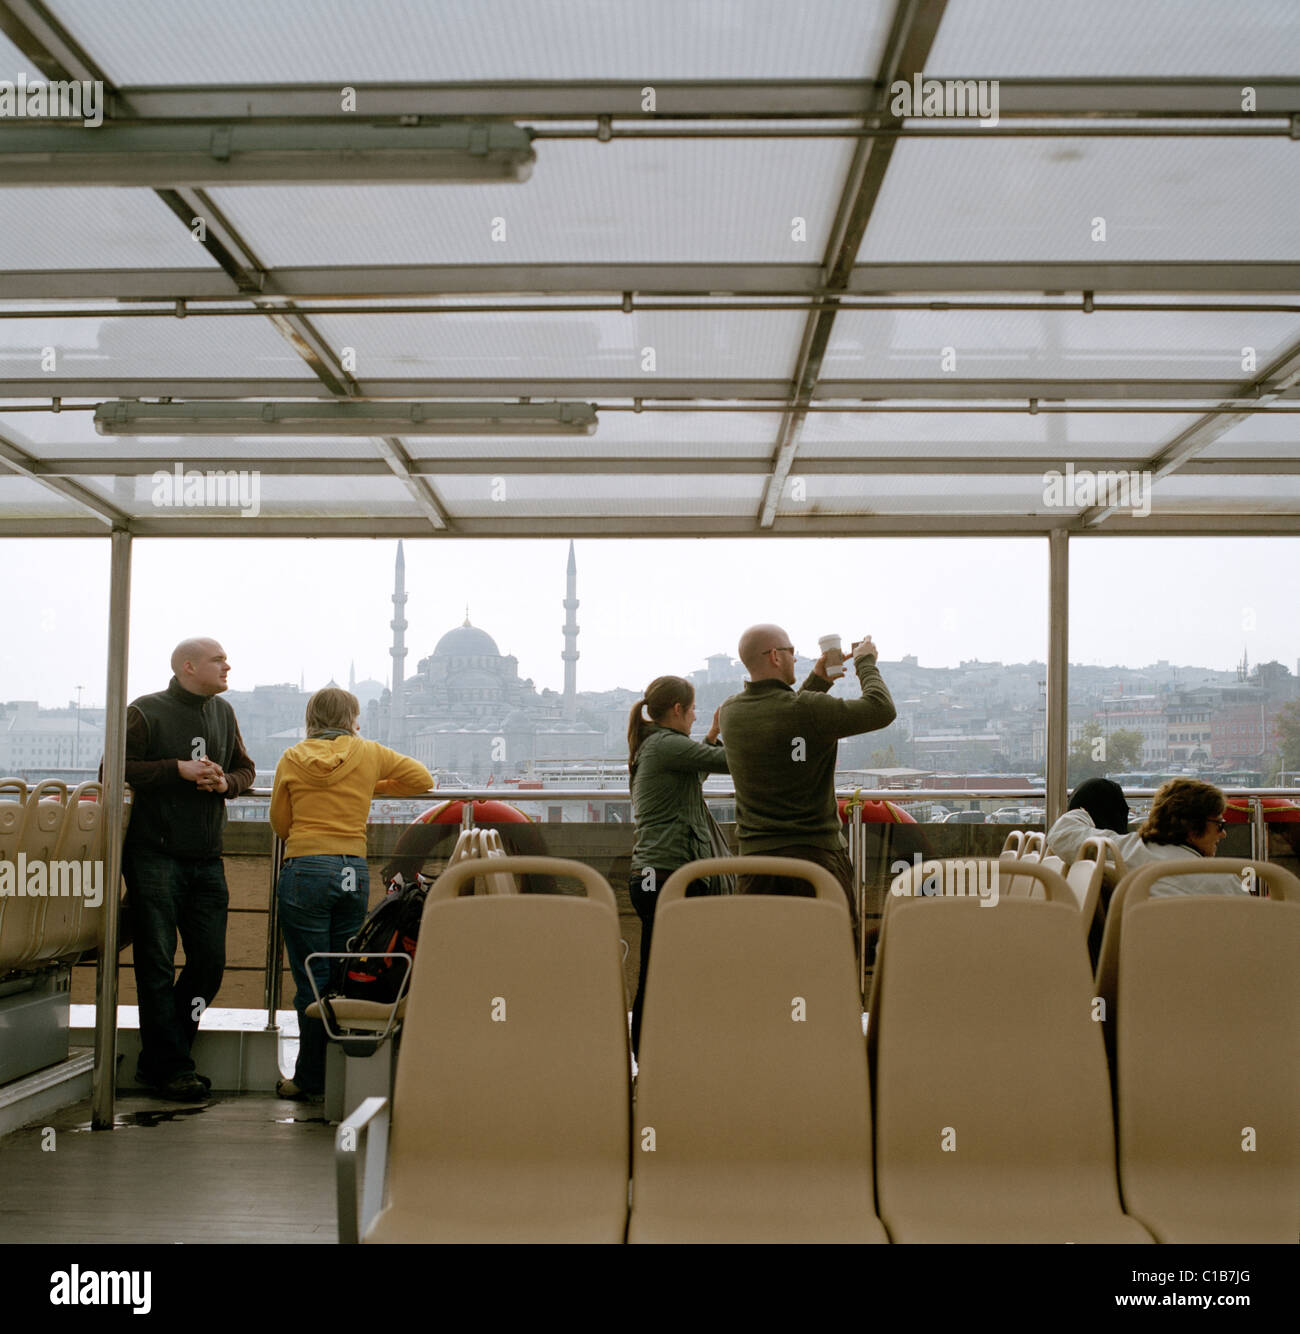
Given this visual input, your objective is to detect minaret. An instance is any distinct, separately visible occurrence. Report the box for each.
[389,542,408,751]
[348,661,356,693]
[562,540,579,720]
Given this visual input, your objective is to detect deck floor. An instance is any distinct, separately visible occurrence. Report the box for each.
[0,1091,337,1244]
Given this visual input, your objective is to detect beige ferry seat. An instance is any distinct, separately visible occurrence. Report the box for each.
[1001,829,1026,856]
[628,856,886,1244]
[1065,835,1125,962]
[0,779,68,969]
[0,781,27,967]
[339,856,629,1244]
[35,781,104,962]
[0,779,27,860]
[1094,857,1300,1243]
[870,858,1152,1242]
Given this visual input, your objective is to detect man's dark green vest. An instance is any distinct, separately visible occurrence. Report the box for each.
[126,678,240,859]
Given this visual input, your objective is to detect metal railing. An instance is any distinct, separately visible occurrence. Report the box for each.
[258,784,1299,1024]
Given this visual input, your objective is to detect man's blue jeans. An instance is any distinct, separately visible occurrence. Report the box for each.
[277,854,370,1093]
[122,849,229,1084]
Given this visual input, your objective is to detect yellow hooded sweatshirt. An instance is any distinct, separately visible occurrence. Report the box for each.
[270,735,433,859]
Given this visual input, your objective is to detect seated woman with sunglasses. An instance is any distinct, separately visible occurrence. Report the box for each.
[1049,777,1246,897]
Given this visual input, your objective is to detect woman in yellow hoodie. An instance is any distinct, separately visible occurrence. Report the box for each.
[270,687,432,1098]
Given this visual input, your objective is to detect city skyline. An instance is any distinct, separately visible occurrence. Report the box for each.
[1,534,1297,710]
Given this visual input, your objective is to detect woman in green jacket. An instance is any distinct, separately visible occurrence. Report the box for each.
[627,675,729,1057]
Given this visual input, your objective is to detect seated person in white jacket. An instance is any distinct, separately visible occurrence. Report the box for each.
[1048,777,1246,898]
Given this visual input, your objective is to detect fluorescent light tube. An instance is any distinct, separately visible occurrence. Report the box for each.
[0,122,535,186]
[94,400,597,437]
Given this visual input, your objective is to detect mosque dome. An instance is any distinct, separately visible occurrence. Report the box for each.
[433,616,500,659]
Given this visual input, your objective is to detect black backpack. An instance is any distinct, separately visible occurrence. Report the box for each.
[336,874,431,1004]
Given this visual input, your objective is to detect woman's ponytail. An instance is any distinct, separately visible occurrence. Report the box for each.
[627,676,695,769]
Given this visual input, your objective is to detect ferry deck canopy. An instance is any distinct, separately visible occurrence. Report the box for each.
[0,0,1297,542]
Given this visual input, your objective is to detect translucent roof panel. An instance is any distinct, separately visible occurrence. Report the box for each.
[402,410,782,461]
[211,137,855,266]
[1151,474,1300,513]
[0,473,91,517]
[0,190,223,270]
[435,474,764,518]
[799,409,1202,460]
[775,474,1064,515]
[929,0,1300,77]
[0,316,316,381]
[315,310,805,379]
[824,309,1300,380]
[76,473,419,519]
[0,28,33,74]
[1199,412,1300,459]
[52,0,892,83]
[857,140,1300,262]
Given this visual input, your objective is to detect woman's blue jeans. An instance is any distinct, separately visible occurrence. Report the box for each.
[277,854,370,1093]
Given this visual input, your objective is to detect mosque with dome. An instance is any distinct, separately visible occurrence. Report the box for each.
[363,541,604,780]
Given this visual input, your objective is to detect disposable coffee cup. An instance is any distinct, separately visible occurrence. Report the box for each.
[818,633,845,678]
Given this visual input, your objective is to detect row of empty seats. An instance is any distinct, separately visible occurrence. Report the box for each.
[0,778,114,972]
[336,852,1298,1244]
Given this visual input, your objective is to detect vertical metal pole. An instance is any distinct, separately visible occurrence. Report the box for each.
[1046,530,1069,826]
[851,801,865,997]
[92,529,131,1130]
[263,834,285,1029]
[1249,795,1265,866]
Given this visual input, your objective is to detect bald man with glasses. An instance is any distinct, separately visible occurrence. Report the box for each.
[719,625,896,935]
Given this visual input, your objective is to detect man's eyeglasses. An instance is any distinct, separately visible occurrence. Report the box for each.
[1206,817,1227,831]
[768,644,795,655]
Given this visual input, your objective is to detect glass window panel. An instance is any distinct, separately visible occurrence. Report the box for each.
[857,140,1300,261]
[929,0,1300,77]
[210,137,854,265]
[0,315,316,379]
[0,190,223,270]
[824,309,1300,379]
[314,310,804,378]
[51,0,891,83]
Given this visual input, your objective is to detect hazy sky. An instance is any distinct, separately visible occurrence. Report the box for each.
[1,534,1296,709]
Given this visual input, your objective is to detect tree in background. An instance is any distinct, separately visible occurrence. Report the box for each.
[1067,725,1145,786]
[1277,701,1300,779]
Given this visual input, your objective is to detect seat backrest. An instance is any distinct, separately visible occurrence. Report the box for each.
[478,828,519,895]
[629,856,884,1242]
[869,863,1131,1237]
[0,780,69,968]
[1001,829,1026,856]
[0,779,27,862]
[374,856,628,1242]
[1001,845,1043,899]
[1022,831,1046,857]
[435,827,518,896]
[37,782,106,961]
[1095,858,1300,1241]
